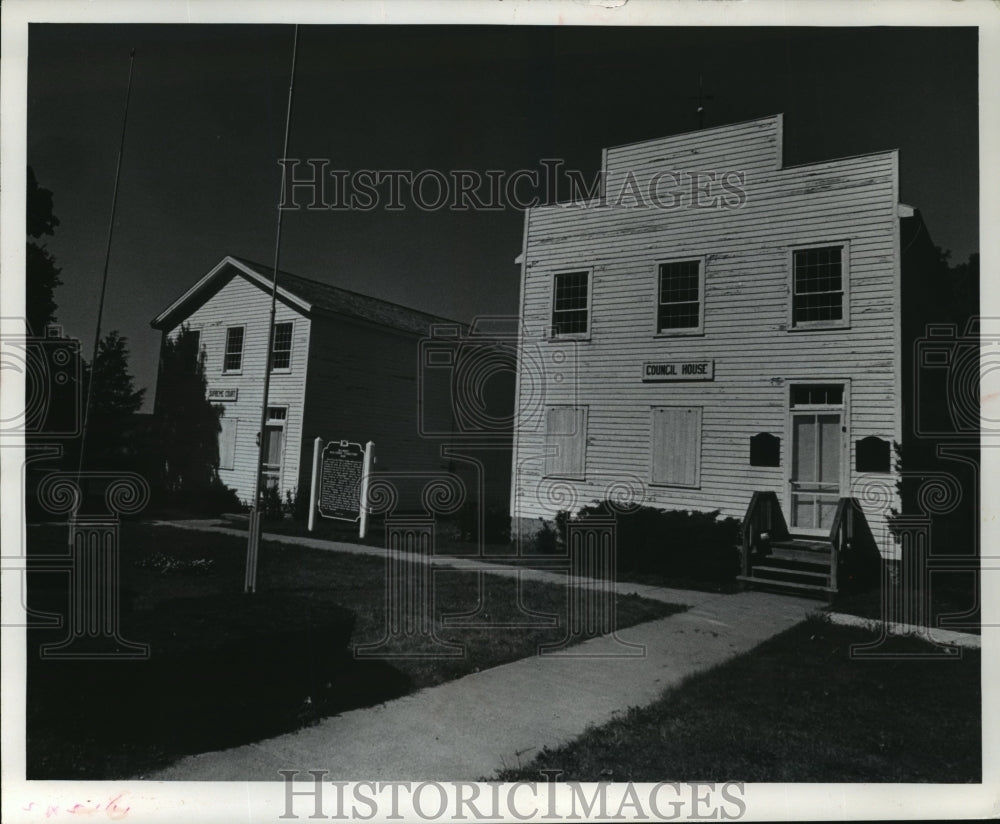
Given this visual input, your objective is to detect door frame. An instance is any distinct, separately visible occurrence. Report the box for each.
[262,406,288,491]
[784,380,851,535]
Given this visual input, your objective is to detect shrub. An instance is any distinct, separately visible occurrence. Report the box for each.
[455,501,512,544]
[558,501,741,581]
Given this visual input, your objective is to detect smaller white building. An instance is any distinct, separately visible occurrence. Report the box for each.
[151,255,460,508]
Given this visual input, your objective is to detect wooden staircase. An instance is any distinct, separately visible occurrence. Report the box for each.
[737,492,862,599]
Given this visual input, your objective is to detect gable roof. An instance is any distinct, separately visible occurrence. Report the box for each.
[151,255,461,336]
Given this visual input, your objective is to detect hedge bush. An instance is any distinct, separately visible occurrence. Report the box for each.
[555,501,741,581]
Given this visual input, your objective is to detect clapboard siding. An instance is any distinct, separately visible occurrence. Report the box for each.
[512,116,901,557]
[166,272,310,502]
[300,315,455,515]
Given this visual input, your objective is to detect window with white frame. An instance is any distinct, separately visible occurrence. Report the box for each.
[271,322,293,370]
[791,245,847,327]
[544,406,588,479]
[651,406,702,487]
[223,326,244,372]
[657,259,703,333]
[551,271,590,337]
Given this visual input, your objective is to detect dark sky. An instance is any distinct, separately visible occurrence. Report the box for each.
[27,24,979,409]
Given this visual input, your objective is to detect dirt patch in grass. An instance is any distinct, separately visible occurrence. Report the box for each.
[496,617,980,783]
[25,522,681,779]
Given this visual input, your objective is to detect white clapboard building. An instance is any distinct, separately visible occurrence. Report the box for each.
[151,256,463,510]
[511,114,922,588]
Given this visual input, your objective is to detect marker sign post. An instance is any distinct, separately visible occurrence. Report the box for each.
[309,438,374,538]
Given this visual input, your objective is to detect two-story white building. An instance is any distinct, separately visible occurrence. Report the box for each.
[511,114,915,592]
[151,255,463,511]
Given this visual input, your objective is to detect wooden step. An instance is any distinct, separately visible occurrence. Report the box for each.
[737,575,837,596]
[771,538,832,552]
[752,564,831,581]
[767,545,832,565]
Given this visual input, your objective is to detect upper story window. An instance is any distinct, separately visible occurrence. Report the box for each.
[271,322,293,370]
[657,259,704,334]
[551,271,590,337]
[791,245,848,329]
[223,326,244,373]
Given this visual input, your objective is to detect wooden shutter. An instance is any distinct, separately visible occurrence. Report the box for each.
[651,407,701,487]
[219,417,238,471]
[545,406,587,479]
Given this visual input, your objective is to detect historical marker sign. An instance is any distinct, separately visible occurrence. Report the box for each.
[318,440,366,521]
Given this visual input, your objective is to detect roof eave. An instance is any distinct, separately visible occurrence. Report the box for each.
[150,255,312,330]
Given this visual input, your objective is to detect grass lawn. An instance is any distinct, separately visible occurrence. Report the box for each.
[213,513,742,593]
[25,521,680,780]
[830,570,980,634]
[495,616,980,783]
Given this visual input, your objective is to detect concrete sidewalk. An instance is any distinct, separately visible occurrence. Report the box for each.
[144,521,817,781]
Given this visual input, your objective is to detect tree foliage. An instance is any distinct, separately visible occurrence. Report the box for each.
[84,330,147,469]
[154,325,223,499]
[26,167,63,335]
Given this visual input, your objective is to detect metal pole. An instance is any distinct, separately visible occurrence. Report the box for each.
[359,440,374,540]
[246,25,299,594]
[78,48,136,476]
[308,436,322,532]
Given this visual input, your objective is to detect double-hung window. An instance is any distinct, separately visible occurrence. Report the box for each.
[551,271,591,337]
[223,326,244,372]
[271,322,293,370]
[791,244,848,328]
[657,259,704,334]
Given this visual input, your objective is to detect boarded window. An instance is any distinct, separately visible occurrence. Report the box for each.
[651,406,702,487]
[856,435,891,473]
[750,432,780,467]
[544,406,587,479]
[271,322,293,370]
[224,326,244,372]
[218,416,238,471]
[792,245,845,326]
[551,272,590,336]
[657,260,702,332]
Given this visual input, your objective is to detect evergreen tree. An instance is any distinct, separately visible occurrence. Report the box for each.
[26,167,63,335]
[154,325,222,500]
[85,331,146,469]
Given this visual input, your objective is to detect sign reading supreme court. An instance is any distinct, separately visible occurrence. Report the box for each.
[642,359,715,382]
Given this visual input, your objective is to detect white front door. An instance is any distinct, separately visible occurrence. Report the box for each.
[789,411,842,533]
[261,424,284,490]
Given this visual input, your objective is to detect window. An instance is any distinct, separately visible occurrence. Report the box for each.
[544,406,588,479]
[651,406,702,487]
[790,385,844,407]
[218,416,238,471]
[266,406,287,423]
[551,271,590,337]
[271,322,293,370]
[657,259,703,333]
[223,326,244,372]
[791,245,847,327]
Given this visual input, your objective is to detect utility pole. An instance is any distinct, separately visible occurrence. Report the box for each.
[690,75,713,130]
[245,25,300,594]
[78,48,136,478]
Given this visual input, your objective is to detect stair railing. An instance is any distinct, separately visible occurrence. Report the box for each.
[740,491,789,577]
[827,497,859,593]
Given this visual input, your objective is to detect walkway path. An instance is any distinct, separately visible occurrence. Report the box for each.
[147,519,818,780]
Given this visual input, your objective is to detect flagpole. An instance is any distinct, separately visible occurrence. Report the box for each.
[246,25,299,594]
[78,48,136,478]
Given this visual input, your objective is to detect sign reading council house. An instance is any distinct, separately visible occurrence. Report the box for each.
[642,360,715,381]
